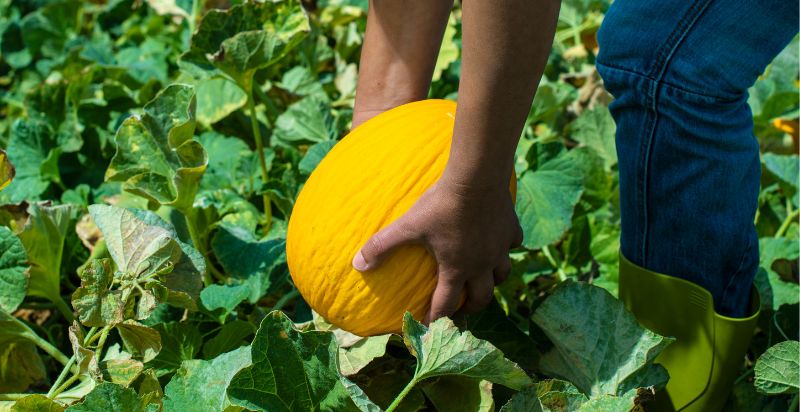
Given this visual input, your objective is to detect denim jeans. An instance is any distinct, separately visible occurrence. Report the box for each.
[596,0,798,317]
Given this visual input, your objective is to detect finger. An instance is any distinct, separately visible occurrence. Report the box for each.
[493,257,512,285]
[459,274,495,314]
[425,272,464,324]
[353,219,419,272]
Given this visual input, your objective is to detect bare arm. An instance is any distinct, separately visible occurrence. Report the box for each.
[353,0,561,321]
[352,0,454,128]
[444,0,561,191]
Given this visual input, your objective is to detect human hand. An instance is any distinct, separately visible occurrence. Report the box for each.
[352,173,521,323]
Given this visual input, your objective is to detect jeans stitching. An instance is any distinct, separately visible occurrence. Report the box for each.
[596,61,746,103]
[636,0,716,265]
[719,228,755,314]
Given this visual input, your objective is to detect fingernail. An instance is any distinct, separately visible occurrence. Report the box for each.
[352,250,368,271]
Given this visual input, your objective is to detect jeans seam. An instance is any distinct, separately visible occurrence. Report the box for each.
[595,61,745,103]
[719,231,754,312]
[638,0,716,266]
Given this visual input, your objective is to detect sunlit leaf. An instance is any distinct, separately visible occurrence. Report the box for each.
[163,346,251,412]
[105,84,206,212]
[182,0,310,92]
[227,311,363,411]
[516,152,584,250]
[532,282,672,397]
[402,313,533,390]
[754,341,800,395]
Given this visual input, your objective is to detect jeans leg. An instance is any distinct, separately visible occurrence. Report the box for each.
[596,0,798,317]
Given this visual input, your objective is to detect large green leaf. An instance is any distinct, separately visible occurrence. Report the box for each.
[0,311,65,368]
[569,106,617,169]
[202,320,255,359]
[338,334,391,376]
[199,283,251,322]
[210,224,286,303]
[299,140,337,175]
[196,132,261,194]
[532,282,672,397]
[278,65,328,98]
[16,203,77,304]
[91,203,180,278]
[762,153,799,191]
[1,120,60,203]
[273,95,337,144]
[402,313,533,390]
[755,237,800,310]
[227,311,361,412]
[195,77,247,127]
[754,340,800,395]
[105,84,207,212]
[0,342,47,393]
[115,38,171,86]
[89,205,204,312]
[163,346,252,412]
[148,322,203,376]
[516,152,584,250]
[19,0,80,59]
[0,226,28,313]
[181,0,310,92]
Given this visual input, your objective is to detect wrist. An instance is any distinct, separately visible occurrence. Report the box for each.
[439,163,514,198]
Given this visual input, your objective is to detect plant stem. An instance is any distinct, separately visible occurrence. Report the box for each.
[53,294,76,323]
[542,246,567,282]
[247,92,273,232]
[46,325,102,398]
[386,378,417,412]
[775,208,799,238]
[733,368,754,385]
[253,85,278,127]
[0,394,30,401]
[30,332,70,366]
[183,210,223,286]
[48,371,82,399]
[92,326,113,368]
[189,0,204,36]
[47,355,76,398]
[272,289,299,311]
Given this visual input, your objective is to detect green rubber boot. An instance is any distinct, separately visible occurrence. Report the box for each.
[618,254,760,412]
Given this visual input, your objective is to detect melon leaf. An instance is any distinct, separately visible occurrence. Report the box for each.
[402,313,533,390]
[532,282,672,397]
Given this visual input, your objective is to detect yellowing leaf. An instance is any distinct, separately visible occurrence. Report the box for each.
[0,149,15,192]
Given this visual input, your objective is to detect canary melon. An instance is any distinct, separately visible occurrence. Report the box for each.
[287,99,516,336]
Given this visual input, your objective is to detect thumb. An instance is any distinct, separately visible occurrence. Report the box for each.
[353,219,419,272]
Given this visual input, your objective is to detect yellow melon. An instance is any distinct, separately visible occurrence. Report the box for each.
[287,99,515,336]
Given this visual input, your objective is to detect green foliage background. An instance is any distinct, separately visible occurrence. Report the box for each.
[0,0,797,410]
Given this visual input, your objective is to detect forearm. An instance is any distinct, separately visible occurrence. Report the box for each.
[353,0,453,128]
[443,0,560,190]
